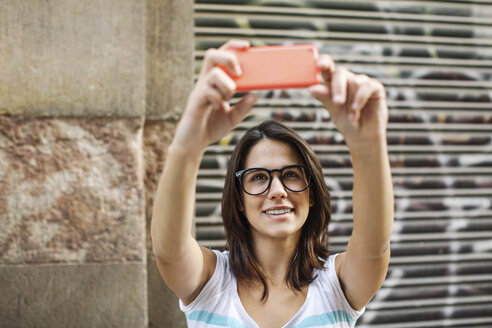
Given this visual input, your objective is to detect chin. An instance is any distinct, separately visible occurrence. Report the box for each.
[249,214,307,241]
[264,226,302,240]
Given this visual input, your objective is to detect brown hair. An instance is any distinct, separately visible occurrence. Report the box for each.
[221,120,331,301]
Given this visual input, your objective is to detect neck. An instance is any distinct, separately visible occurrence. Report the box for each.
[252,235,300,285]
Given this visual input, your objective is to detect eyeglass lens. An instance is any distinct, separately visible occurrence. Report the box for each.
[241,166,309,195]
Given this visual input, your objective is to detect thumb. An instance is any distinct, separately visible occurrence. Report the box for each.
[228,94,257,125]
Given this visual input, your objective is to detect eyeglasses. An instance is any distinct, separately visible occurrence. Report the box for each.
[235,164,311,196]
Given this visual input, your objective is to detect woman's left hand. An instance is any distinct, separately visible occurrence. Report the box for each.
[309,55,388,152]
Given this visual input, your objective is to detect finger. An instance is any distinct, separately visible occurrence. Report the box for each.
[308,84,331,105]
[219,39,250,76]
[219,39,250,51]
[331,67,350,106]
[203,86,224,110]
[207,67,237,101]
[352,80,385,122]
[228,94,257,124]
[308,84,342,119]
[221,101,231,113]
[201,49,242,77]
[317,55,336,84]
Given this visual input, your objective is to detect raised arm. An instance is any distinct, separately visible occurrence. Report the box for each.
[310,56,394,310]
[151,40,257,304]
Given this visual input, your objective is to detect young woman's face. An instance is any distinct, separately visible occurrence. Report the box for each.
[241,138,313,243]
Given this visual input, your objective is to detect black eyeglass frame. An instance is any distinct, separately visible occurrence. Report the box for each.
[235,164,312,196]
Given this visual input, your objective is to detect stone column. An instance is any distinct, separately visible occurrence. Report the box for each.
[145,0,194,326]
[0,0,193,327]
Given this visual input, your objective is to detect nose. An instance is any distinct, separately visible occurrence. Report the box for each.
[267,173,287,199]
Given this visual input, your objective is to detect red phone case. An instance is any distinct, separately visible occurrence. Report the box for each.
[223,44,321,92]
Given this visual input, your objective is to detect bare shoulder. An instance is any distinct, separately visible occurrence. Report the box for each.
[201,245,218,274]
[155,244,218,306]
[181,246,218,305]
[334,249,389,311]
[334,251,346,276]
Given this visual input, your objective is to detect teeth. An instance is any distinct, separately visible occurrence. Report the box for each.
[265,209,291,215]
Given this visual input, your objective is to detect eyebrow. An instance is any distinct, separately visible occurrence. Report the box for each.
[243,163,304,170]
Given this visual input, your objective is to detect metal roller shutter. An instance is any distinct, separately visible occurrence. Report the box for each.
[193,1,492,327]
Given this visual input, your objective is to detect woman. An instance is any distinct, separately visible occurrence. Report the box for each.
[151,39,393,328]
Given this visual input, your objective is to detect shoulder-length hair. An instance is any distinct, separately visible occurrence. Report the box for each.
[221,120,331,301]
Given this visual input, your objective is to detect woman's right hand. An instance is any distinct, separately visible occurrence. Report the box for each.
[172,39,257,156]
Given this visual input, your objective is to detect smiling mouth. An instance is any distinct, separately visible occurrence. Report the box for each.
[264,209,294,215]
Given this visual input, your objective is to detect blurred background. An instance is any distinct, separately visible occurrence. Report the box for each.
[193,1,492,327]
[1,0,491,327]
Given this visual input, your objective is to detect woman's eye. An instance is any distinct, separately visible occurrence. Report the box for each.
[251,173,268,182]
[284,170,300,178]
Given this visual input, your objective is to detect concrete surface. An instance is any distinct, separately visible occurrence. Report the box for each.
[0,262,147,327]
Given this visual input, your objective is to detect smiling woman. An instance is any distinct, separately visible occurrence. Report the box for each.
[151,39,394,328]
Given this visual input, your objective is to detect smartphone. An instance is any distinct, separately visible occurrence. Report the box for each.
[222,44,321,92]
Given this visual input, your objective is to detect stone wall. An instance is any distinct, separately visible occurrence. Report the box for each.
[0,1,193,327]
